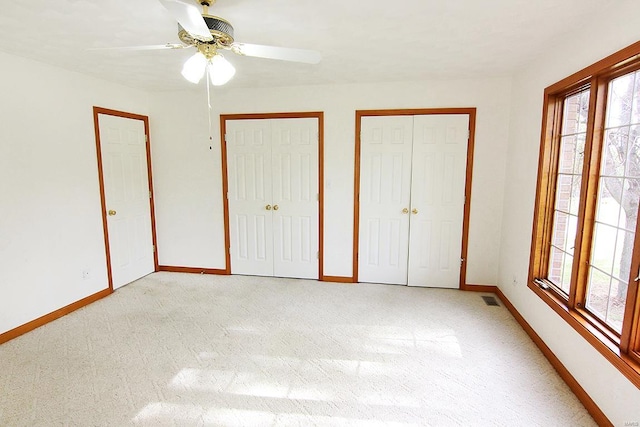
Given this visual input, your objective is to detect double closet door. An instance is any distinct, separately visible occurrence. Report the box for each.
[358,114,470,288]
[226,118,319,279]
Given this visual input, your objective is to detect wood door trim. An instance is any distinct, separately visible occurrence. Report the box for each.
[158,265,228,275]
[221,112,323,120]
[322,275,357,284]
[460,110,477,288]
[93,106,159,291]
[353,108,477,287]
[220,116,232,275]
[318,113,325,279]
[219,111,325,279]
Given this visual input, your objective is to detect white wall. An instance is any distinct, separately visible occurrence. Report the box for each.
[498,0,640,423]
[0,52,149,334]
[149,77,512,282]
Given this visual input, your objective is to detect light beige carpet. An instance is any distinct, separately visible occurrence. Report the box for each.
[0,272,595,426]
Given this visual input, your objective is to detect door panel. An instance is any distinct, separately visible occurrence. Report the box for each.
[408,115,469,288]
[359,116,413,285]
[272,118,319,279]
[98,113,154,289]
[226,120,274,276]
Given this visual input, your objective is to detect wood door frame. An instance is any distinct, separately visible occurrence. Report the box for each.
[220,112,325,279]
[353,108,477,288]
[93,106,159,291]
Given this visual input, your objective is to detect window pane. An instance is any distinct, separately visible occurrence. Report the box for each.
[548,211,578,257]
[586,266,611,320]
[558,134,585,175]
[564,89,591,134]
[596,177,623,226]
[606,72,635,128]
[547,90,590,293]
[548,245,571,295]
[627,125,640,178]
[548,245,563,285]
[586,70,640,333]
[633,72,640,125]
[554,175,572,212]
[562,254,574,292]
[602,128,630,178]
[569,174,582,216]
[591,223,616,273]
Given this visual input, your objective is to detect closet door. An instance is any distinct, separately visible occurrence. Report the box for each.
[408,115,469,288]
[226,117,319,279]
[226,119,274,276]
[358,116,414,285]
[272,118,319,279]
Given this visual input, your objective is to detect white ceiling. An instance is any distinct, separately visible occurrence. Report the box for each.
[0,0,613,91]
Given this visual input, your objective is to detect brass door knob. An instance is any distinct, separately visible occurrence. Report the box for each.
[412,208,418,214]
[266,205,272,210]
[402,208,409,214]
[108,210,117,216]
[273,205,279,211]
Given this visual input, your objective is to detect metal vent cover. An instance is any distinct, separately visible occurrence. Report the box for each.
[481,296,500,306]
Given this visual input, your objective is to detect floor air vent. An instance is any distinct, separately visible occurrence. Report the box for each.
[481,296,500,306]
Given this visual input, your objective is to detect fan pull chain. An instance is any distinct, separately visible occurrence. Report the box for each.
[206,64,213,150]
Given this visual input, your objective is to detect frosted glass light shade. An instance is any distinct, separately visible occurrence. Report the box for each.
[181,52,207,83]
[208,54,236,86]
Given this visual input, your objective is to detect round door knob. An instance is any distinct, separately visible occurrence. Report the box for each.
[412,208,418,214]
[402,208,409,214]
[266,205,272,210]
[273,205,279,211]
[108,210,117,216]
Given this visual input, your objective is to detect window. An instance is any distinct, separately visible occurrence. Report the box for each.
[530,41,640,387]
[547,89,589,295]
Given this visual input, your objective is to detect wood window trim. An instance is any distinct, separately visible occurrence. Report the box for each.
[528,41,640,388]
[528,283,640,387]
[219,111,325,279]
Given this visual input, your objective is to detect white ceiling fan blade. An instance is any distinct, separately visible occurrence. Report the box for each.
[232,43,321,64]
[89,43,190,51]
[158,0,213,42]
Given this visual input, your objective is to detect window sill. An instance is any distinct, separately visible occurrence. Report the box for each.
[528,280,640,389]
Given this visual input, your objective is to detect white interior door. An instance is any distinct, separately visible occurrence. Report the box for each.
[271,118,319,279]
[98,113,154,289]
[358,116,414,285]
[226,117,319,279]
[226,120,274,276]
[408,115,469,288]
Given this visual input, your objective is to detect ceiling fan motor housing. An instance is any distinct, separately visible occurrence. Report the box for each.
[178,15,234,46]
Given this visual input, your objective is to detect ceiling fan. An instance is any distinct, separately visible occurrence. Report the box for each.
[115,0,322,86]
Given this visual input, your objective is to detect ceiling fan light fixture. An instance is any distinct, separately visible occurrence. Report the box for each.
[208,54,236,86]
[181,51,207,83]
[156,0,320,87]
